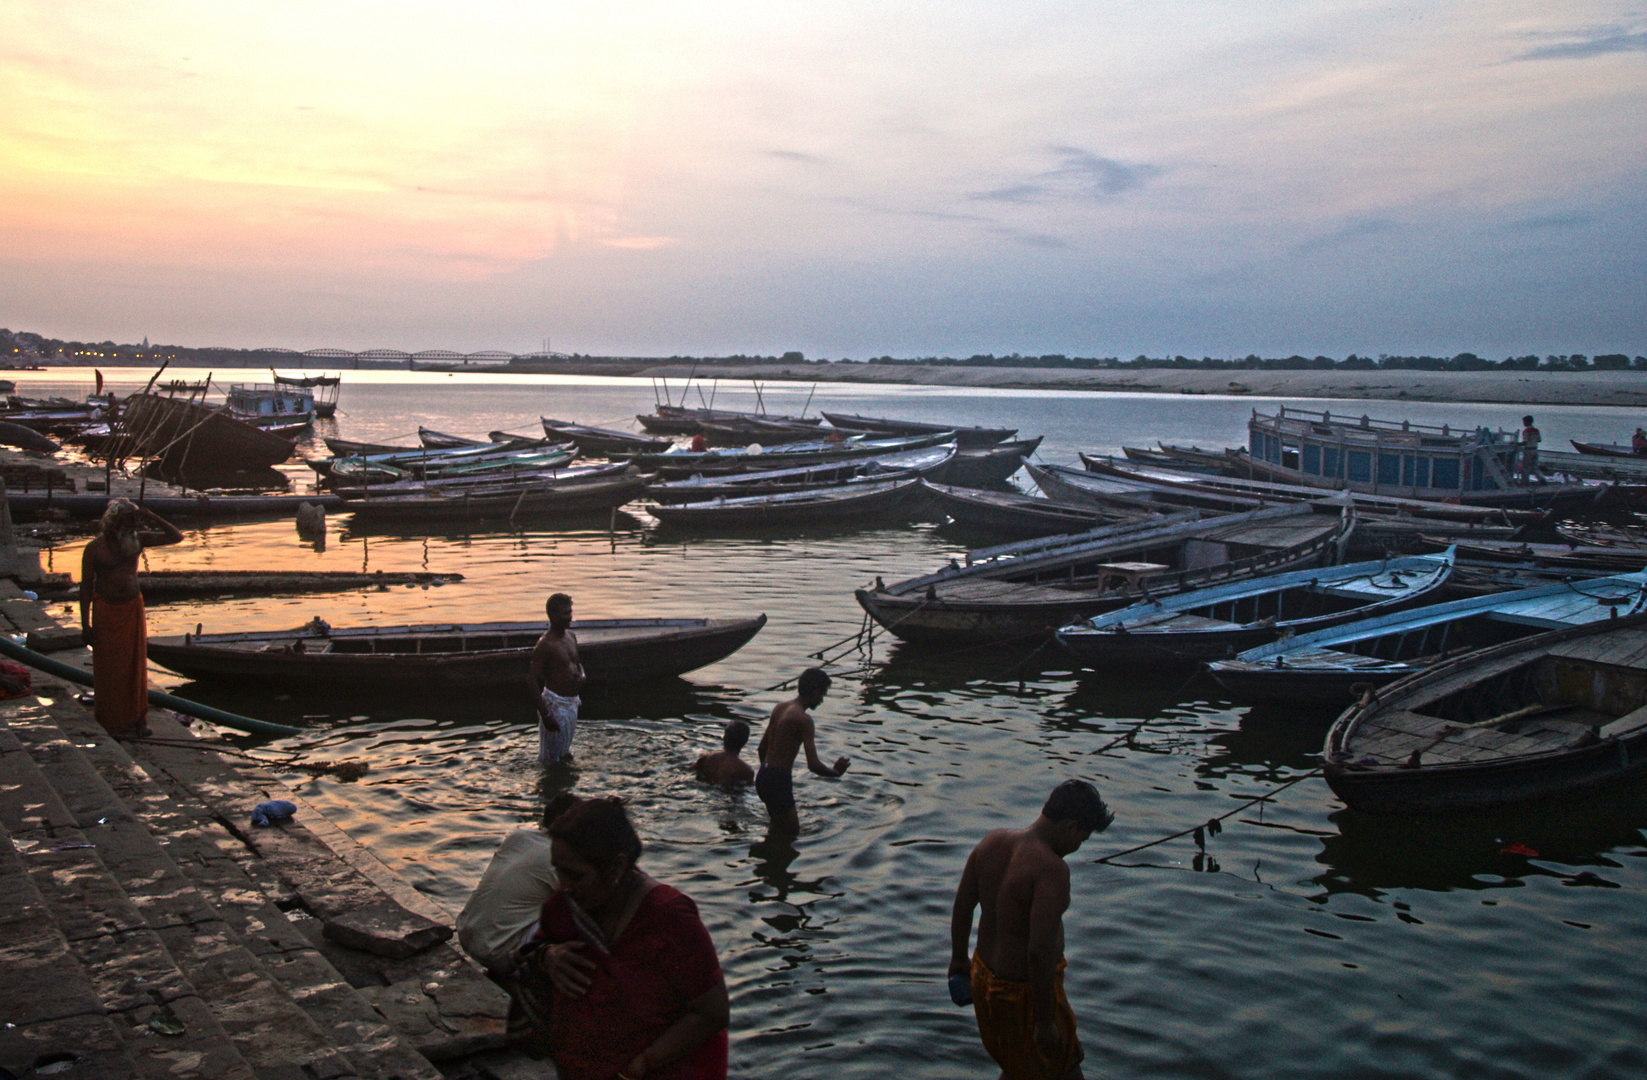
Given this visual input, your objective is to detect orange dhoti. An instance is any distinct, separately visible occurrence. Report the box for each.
[971,952,1082,1080]
[92,594,148,736]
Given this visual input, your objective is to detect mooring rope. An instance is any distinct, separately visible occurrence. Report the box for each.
[1093,769,1322,865]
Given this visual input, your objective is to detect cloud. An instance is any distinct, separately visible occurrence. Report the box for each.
[768,149,825,165]
[971,183,1045,204]
[1514,27,1647,61]
[1509,212,1593,231]
[1047,146,1162,197]
[969,146,1161,205]
[1293,218,1400,255]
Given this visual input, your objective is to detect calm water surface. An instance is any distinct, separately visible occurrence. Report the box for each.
[25,370,1647,1079]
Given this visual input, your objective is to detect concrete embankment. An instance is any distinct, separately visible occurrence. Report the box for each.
[0,583,537,1080]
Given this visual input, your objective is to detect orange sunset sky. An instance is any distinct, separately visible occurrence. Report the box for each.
[3,2,1643,357]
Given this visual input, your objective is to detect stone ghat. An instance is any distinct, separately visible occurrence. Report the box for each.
[0,583,537,1080]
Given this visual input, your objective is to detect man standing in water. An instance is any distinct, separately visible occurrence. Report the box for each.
[755,668,849,834]
[79,499,183,737]
[948,779,1114,1080]
[527,593,584,764]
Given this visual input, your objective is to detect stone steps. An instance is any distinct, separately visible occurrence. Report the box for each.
[116,711,509,1063]
[0,686,478,1079]
[0,722,257,1080]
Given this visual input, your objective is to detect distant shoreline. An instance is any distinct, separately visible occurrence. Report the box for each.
[558,361,1647,410]
[16,359,1647,409]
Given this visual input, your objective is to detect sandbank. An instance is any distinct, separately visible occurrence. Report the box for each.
[621,363,1647,409]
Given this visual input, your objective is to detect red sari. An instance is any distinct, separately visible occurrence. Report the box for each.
[532,883,727,1080]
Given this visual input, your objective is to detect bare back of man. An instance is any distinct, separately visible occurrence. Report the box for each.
[754,671,848,834]
[951,781,1110,1080]
[694,751,753,789]
[965,828,1070,983]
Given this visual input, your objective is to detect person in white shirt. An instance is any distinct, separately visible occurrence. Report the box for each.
[457,794,575,975]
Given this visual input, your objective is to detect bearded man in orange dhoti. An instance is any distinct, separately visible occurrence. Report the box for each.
[79,499,183,736]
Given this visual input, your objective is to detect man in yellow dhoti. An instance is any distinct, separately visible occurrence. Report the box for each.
[949,780,1114,1080]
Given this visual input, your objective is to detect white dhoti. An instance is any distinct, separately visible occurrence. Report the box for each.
[538,688,580,763]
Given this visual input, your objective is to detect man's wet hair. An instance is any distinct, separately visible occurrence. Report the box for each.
[1043,779,1114,832]
[797,667,832,700]
[724,719,750,752]
[546,592,573,615]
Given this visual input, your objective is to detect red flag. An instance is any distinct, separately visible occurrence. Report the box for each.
[95,369,104,394]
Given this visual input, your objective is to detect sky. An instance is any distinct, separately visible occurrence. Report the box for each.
[2,1,1643,358]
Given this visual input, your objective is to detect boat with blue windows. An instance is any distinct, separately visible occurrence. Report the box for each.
[1232,407,1603,513]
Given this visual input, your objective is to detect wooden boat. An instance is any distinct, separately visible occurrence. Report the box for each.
[647,444,955,503]
[1055,549,1457,667]
[920,480,1125,538]
[1066,457,1534,555]
[343,473,647,522]
[121,391,301,471]
[1422,538,1647,574]
[820,411,1016,449]
[0,420,60,453]
[1236,406,1604,512]
[1029,462,1262,515]
[325,436,424,457]
[418,426,489,449]
[636,405,821,435]
[1205,572,1647,707]
[943,437,1044,487]
[541,417,672,456]
[1323,614,1647,813]
[226,382,315,429]
[272,372,340,417]
[1079,454,1547,525]
[649,476,922,528]
[111,569,462,601]
[332,461,634,500]
[698,416,840,446]
[855,501,1354,645]
[317,439,575,483]
[628,431,951,478]
[6,491,343,520]
[147,614,769,691]
[1570,440,1647,458]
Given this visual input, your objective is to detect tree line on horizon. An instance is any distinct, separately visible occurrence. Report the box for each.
[3,328,1641,374]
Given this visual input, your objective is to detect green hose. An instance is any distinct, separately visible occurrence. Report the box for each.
[0,634,302,738]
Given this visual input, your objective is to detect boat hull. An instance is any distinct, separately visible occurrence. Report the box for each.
[1324,617,1647,812]
[123,392,300,471]
[147,615,768,691]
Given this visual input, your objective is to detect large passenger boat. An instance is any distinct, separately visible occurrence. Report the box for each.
[1236,407,1602,512]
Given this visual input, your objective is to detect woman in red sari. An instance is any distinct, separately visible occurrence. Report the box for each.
[521,797,729,1080]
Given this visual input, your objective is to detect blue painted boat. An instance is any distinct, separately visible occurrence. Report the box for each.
[1056,548,1456,667]
[1206,571,1647,707]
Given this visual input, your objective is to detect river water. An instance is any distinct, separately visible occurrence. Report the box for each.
[22,368,1647,1079]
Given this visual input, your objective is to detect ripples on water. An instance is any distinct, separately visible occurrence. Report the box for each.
[25,370,1647,1079]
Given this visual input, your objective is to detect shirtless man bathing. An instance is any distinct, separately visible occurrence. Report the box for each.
[527,593,585,764]
[79,499,183,737]
[949,780,1114,1080]
[755,667,849,834]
